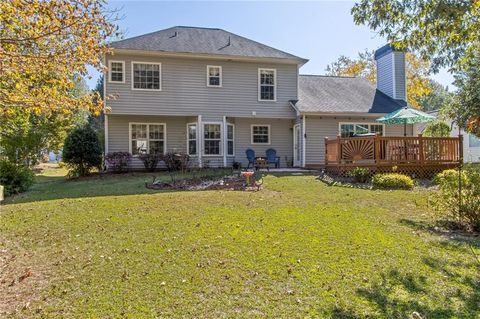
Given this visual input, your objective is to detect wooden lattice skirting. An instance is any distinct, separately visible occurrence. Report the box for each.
[323,163,460,178]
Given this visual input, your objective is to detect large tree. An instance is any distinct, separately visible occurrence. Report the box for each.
[326,50,432,108]
[0,0,117,116]
[351,0,480,135]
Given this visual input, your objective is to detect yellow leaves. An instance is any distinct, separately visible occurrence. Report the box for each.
[0,0,116,116]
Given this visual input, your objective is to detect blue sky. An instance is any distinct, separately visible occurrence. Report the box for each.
[87,0,454,89]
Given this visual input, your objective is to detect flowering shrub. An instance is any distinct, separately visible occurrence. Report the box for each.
[105,152,132,173]
[430,165,480,231]
[372,173,414,190]
[348,167,370,183]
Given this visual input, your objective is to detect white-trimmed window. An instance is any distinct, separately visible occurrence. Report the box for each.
[132,62,161,90]
[227,124,234,156]
[258,68,276,101]
[130,123,165,155]
[251,125,270,144]
[187,123,197,155]
[109,60,125,83]
[207,65,222,87]
[203,123,222,155]
[339,123,385,138]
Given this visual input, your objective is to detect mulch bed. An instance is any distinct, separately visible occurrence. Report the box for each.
[145,175,262,191]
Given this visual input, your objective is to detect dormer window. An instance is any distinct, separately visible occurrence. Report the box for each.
[207,65,222,87]
[258,68,276,101]
[108,61,125,83]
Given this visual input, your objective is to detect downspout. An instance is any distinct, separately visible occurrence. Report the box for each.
[302,115,306,167]
[198,115,202,168]
[223,116,227,167]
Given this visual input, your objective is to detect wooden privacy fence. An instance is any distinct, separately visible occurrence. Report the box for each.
[324,134,462,177]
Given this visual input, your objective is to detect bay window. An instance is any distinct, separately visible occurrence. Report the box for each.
[227,124,234,156]
[203,124,222,155]
[187,123,197,155]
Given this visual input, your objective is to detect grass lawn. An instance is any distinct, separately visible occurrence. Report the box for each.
[1,165,479,318]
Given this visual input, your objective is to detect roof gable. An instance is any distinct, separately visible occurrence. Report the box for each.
[292,75,406,114]
[110,26,307,63]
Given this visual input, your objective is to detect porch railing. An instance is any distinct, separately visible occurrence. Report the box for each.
[325,134,463,166]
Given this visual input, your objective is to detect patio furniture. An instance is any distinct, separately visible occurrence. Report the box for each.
[266,148,280,168]
[246,148,255,169]
[255,156,269,171]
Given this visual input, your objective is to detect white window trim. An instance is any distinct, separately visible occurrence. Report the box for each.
[108,60,125,84]
[251,124,271,145]
[338,122,386,137]
[227,123,235,156]
[206,65,222,87]
[258,68,277,102]
[128,122,167,155]
[203,122,223,157]
[131,61,162,91]
[186,122,197,156]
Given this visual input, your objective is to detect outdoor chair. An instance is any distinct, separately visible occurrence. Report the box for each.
[266,148,280,168]
[246,149,255,169]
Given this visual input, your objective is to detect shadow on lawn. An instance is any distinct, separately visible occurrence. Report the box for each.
[330,221,480,319]
[4,171,303,205]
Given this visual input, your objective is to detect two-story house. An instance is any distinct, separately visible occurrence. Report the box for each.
[104,26,412,169]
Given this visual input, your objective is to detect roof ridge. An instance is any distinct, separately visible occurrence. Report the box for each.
[300,74,357,78]
[174,25,222,30]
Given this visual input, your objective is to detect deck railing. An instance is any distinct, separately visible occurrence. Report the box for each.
[325,134,463,166]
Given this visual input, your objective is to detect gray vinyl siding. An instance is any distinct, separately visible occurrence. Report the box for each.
[231,118,294,168]
[107,115,294,169]
[106,54,298,119]
[304,116,413,166]
[376,53,394,98]
[393,52,406,101]
[107,115,196,169]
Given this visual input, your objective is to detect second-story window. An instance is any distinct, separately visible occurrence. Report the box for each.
[109,61,124,83]
[132,62,161,90]
[207,65,222,87]
[258,68,276,101]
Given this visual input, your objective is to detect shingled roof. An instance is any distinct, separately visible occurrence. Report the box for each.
[110,26,307,63]
[291,75,407,114]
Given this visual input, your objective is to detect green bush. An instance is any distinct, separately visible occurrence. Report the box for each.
[348,167,370,183]
[0,160,34,195]
[138,153,162,172]
[62,125,102,176]
[430,165,480,231]
[372,173,414,190]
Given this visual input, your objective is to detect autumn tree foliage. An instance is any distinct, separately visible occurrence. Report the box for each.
[351,0,480,136]
[0,0,118,117]
[326,49,433,109]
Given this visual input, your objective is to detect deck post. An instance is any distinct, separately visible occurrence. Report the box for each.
[324,137,328,166]
[374,133,380,165]
[418,133,424,165]
[337,134,342,165]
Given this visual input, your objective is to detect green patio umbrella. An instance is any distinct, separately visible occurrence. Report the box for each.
[376,106,436,136]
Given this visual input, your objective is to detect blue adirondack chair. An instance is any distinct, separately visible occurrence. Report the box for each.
[246,148,255,169]
[266,148,280,168]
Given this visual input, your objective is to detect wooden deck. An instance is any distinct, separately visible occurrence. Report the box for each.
[324,134,462,177]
